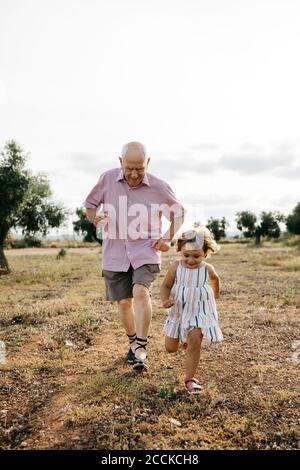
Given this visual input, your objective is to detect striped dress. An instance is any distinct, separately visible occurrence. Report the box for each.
[164,261,223,343]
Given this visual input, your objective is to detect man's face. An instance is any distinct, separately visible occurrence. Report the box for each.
[119,151,150,187]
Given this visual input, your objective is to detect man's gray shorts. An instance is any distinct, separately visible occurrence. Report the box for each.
[102,264,160,301]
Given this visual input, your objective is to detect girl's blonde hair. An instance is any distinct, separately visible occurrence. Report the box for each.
[176,227,220,258]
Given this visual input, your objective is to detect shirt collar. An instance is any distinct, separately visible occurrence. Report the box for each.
[116,170,150,187]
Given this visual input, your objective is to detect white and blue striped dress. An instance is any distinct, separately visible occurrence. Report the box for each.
[164,261,223,343]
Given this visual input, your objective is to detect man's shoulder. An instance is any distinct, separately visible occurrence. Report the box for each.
[147,172,170,188]
[98,168,120,181]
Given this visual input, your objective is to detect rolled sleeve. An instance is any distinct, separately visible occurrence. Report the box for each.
[83,174,104,209]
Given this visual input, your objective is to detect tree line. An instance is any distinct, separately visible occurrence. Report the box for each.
[204,209,300,245]
[1,140,300,274]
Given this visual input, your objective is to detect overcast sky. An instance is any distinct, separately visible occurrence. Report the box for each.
[1,0,300,233]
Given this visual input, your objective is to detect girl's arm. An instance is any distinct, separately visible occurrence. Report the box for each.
[206,264,220,299]
[160,262,178,308]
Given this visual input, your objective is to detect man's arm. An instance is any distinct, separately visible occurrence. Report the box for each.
[153,214,185,252]
[164,214,185,241]
[86,208,97,225]
[83,174,106,226]
[153,182,185,252]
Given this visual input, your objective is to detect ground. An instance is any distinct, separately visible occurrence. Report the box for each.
[0,243,299,450]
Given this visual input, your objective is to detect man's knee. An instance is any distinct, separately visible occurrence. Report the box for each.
[133,283,149,299]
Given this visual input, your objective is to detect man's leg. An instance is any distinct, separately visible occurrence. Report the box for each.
[102,268,136,359]
[118,298,137,353]
[131,264,160,368]
[132,284,152,361]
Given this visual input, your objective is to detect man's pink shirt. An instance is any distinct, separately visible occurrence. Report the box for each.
[83,168,185,271]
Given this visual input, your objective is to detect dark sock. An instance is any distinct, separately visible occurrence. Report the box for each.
[127,333,137,350]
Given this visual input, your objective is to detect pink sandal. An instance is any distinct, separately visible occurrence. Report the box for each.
[184,378,202,395]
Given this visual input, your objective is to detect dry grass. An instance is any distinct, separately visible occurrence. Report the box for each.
[0,243,299,450]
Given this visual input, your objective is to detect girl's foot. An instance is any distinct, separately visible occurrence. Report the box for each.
[184,378,202,395]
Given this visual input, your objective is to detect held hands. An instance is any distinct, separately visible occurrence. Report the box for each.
[162,297,175,308]
[152,238,170,252]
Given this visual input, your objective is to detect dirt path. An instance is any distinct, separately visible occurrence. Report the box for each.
[22,325,160,449]
[23,331,113,449]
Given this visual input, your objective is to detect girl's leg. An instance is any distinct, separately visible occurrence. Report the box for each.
[165,336,180,353]
[185,328,203,379]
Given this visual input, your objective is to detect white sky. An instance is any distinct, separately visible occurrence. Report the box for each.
[1,0,300,234]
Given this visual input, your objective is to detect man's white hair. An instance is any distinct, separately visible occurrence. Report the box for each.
[121,141,147,158]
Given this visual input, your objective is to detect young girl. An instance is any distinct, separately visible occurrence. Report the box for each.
[160,227,223,395]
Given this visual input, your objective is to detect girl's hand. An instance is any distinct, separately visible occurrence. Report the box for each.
[162,297,175,308]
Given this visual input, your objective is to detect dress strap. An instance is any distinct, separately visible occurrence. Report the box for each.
[204,265,208,284]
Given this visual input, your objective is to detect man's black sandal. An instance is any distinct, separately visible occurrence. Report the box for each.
[133,337,148,371]
[126,333,137,364]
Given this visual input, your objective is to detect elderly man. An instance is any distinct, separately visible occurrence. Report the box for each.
[84,142,184,371]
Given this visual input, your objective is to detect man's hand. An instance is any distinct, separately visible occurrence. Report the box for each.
[162,297,175,308]
[152,238,170,252]
[93,211,108,227]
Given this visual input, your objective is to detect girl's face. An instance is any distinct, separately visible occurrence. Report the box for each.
[181,247,205,269]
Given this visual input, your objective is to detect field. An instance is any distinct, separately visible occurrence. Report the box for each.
[0,243,299,450]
